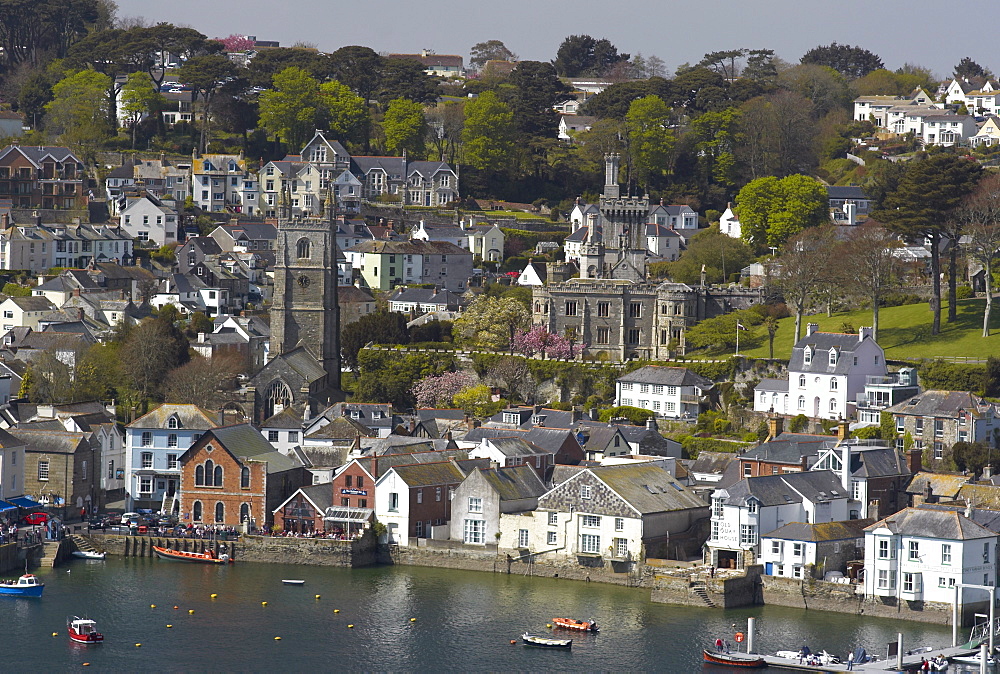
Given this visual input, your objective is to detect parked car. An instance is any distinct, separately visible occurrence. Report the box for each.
[22,512,49,526]
[121,512,140,525]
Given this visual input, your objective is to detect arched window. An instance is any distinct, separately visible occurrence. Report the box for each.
[240,503,250,523]
[798,375,806,388]
[205,459,214,484]
[193,501,202,521]
[265,380,292,420]
[215,501,224,523]
[167,416,179,429]
[296,238,310,259]
[214,465,223,487]
[797,396,805,410]
[195,465,204,486]
[830,378,839,391]
[241,466,250,489]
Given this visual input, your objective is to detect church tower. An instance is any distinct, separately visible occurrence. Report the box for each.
[270,188,341,391]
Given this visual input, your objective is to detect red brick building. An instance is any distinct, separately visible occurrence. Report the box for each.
[178,424,307,529]
[0,145,85,210]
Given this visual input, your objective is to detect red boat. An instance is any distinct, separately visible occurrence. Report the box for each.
[552,617,599,632]
[702,649,765,668]
[153,545,232,564]
[68,617,104,644]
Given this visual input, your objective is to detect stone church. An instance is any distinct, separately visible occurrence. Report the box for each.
[249,192,342,423]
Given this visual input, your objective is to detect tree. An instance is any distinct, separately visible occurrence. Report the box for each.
[340,310,409,372]
[624,95,674,192]
[800,43,883,79]
[838,222,901,343]
[775,225,839,345]
[484,356,532,402]
[452,384,502,418]
[382,98,426,156]
[685,309,762,354]
[258,67,320,149]
[507,60,570,138]
[871,154,982,335]
[462,90,515,180]
[118,317,190,401]
[689,107,742,194]
[44,69,113,159]
[425,100,465,162]
[119,71,164,148]
[954,57,990,81]
[318,79,368,143]
[175,53,236,153]
[377,58,440,108]
[163,352,242,410]
[245,46,328,88]
[736,90,817,180]
[735,174,828,250]
[469,40,517,70]
[512,325,578,359]
[959,174,1000,336]
[778,64,851,118]
[662,225,755,285]
[553,35,629,77]
[411,370,478,408]
[452,295,530,351]
[328,45,384,150]
[0,0,98,67]
[699,49,747,81]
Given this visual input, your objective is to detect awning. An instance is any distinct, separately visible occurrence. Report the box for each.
[10,497,43,508]
[323,507,373,524]
[0,500,16,513]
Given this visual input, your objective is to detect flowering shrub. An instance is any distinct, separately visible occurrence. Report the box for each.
[411,371,479,408]
[512,325,582,359]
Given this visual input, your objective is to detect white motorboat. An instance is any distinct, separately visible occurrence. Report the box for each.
[72,550,106,560]
[952,651,995,666]
[281,579,305,585]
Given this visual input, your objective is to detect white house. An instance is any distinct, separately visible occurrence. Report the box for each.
[374,460,470,547]
[644,224,683,261]
[120,193,179,245]
[124,404,220,512]
[706,470,849,570]
[753,324,886,420]
[449,465,547,547]
[616,365,713,419]
[759,519,869,579]
[864,507,998,606]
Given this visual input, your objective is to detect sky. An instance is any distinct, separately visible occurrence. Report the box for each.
[113,0,998,81]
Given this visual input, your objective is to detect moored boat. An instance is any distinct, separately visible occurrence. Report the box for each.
[552,617,598,632]
[68,616,104,644]
[71,550,106,560]
[702,649,766,668]
[0,573,44,597]
[153,545,231,564]
[522,633,572,648]
[282,579,305,585]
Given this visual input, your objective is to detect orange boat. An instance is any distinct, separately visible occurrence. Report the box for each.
[153,545,232,564]
[552,617,599,632]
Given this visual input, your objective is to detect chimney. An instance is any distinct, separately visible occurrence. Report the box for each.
[197,332,206,343]
[859,326,873,342]
[767,414,783,440]
[836,419,850,442]
[533,404,542,415]
[924,481,933,503]
[571,407,582,424]
[806,323,819,336]
[75,308,84,321]
[965,499,974,519]
[646,417,657,431]
[589,408,598,420]
[445,430,453,442]
[800,454,809,471]
[985,465,994,481]
[351,433,361,454]
[839,441,852,492]
[72,288,81,297]
[907,448,923,475]
[409,418,416,433]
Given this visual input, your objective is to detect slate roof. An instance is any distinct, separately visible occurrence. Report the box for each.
[722,470,847,507]
[618,365,713,389]
[0,145,81,167]
[591,463,705,514]
[827,186,870,201]
[338,285,375,303]
[464,426,576,455]
[643,224,683,237]
[305,416,371,439]
[957,484,1000,510]
[866,507,996,540]
[10,429,90,454]
[296,483,334,514]
[388,287,466,306]
[689,451,738,475]
[484,406,591,431]
[577,425,625,452]
[8,296,56,312]
[192,424,303,474]
[129,403,220,430]
[789,331,871,374]
[389,459,476,487]
[261,407,303,430]
[756,378,789,393]
[739,432,832,465]
[280,347,327,384]
[476,464,547,501]
[483,437,547,458]
[850,447,908,478]
[763,519,873,542]
[614,425,679,456]
[887,390,994,419]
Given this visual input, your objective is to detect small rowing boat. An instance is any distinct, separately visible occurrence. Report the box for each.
[702,649,766,668]
[153,545,231,564]
[522,633,572,649]
[282,579,305,585]
[72,550,106,560]
[68,616,104,644]
[552,617,598,632]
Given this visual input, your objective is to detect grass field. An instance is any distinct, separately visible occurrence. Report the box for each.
[734,297,1000,361]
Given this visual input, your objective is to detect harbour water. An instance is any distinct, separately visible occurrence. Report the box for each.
[2,557,981,672]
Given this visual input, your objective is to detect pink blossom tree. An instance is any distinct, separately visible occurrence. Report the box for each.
[216,34,256,52]
[512,325,582,359]
[411,371,479,408]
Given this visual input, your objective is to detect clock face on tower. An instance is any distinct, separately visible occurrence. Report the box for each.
[297,274,310,288]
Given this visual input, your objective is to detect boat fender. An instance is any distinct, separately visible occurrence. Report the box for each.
[51,632,58,637]
[510,640,517,645]
[348,624,354,628]
[274,636,281,641]
[261,601,267,606]
[188,610,194,614]
[410,618,416,622]
[315,594,321,599]
[334,609,340,613]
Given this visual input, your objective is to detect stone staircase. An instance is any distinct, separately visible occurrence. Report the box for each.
[691,582,716,607]
[38,540,64,567]
[68,534,102,555]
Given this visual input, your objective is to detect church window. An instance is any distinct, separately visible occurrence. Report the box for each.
[265,380,293,420]
[296,238,311,259]
[597,302,609,317]
[565,301,578,317]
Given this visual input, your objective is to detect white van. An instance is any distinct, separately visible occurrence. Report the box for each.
[121,512,140,525]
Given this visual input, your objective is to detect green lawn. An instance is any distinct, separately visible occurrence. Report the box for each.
[736,298,1000,361]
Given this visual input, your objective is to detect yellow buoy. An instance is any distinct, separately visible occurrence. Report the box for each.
[333,609,340,613]
[210,594,218,598]
[150,604,156,608]
[261,601,268,606]
[410,618,416,622]
[546,624,552,628]
[135,643,142,648]
[166,624,173,628]
[188,610,194,614]
[348,624,354,628]
[314,594,321,599]
[274,636,281,641]
[51,632,58,637]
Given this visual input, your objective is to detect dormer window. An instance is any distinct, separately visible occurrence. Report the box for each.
[167,416,179,429]
[829,349,838,367]
[502,412,519,424]
[803,347,812,365]
[747,498,758,514]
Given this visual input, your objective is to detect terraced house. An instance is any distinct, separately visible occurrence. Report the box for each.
[0,145,85,210]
